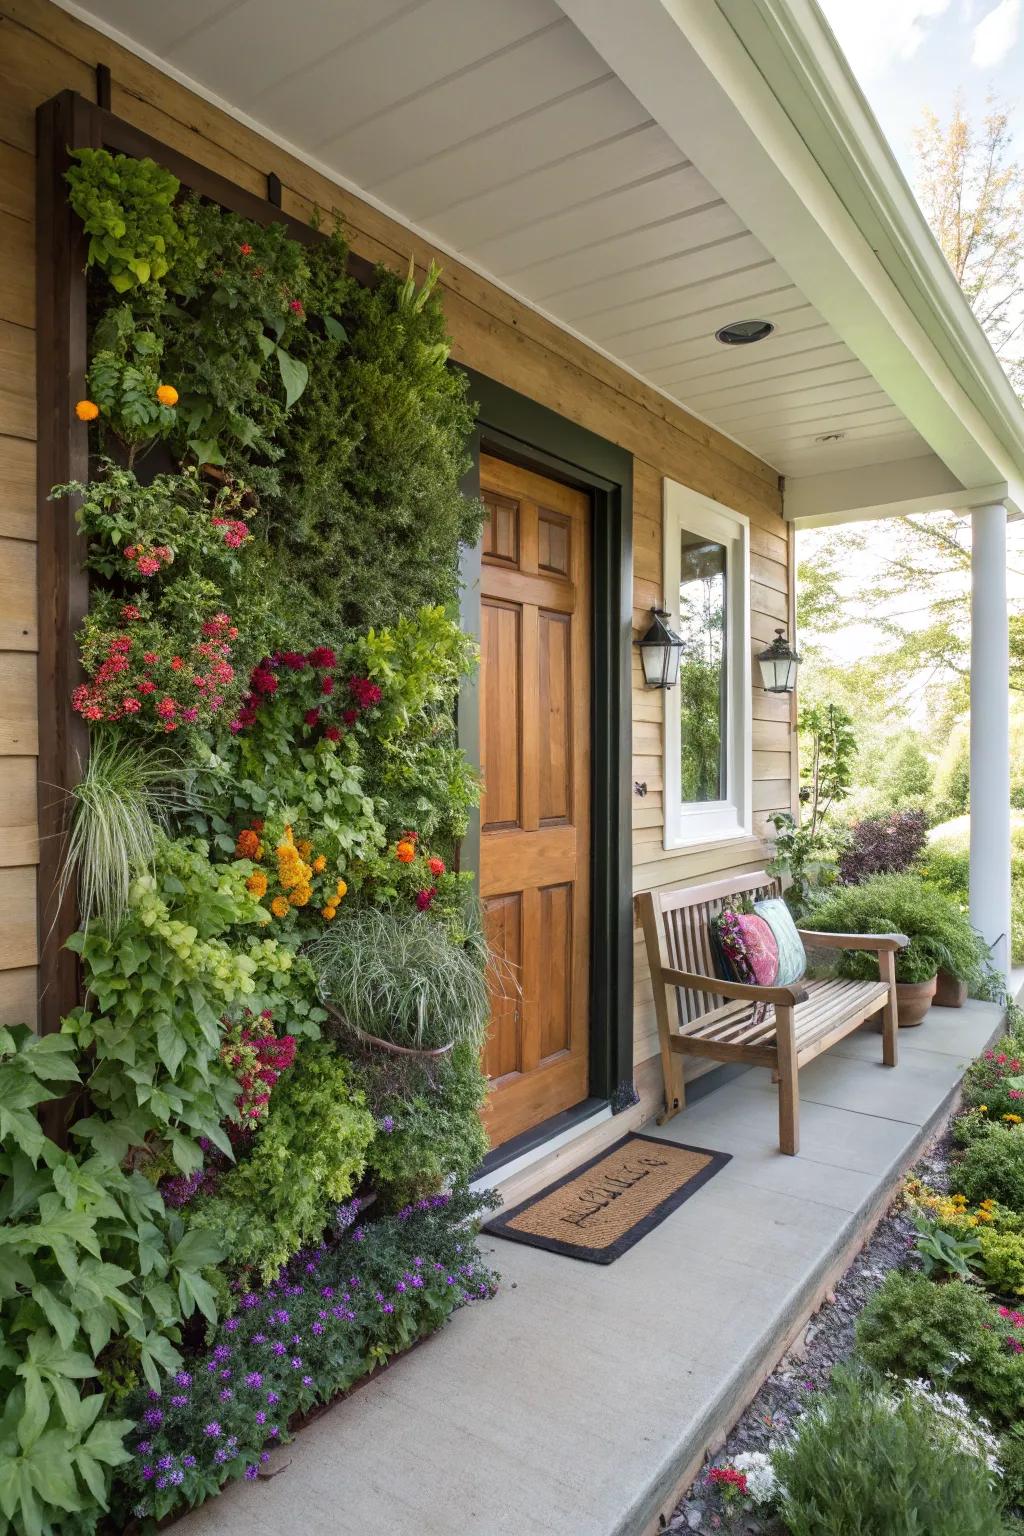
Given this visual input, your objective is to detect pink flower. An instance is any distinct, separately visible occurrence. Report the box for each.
[304,708,320,727]
[122,698,141,714]
[415,888,436,912]
[156,697,176,719]
[136,556,161,577]
[321,675,334,696]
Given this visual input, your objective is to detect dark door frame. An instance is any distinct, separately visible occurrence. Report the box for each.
[457,367,634,1139]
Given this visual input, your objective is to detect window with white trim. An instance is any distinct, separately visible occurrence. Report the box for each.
[662,479,752,850]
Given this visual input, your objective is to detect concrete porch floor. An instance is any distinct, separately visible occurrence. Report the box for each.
[176,1000,1004,1536]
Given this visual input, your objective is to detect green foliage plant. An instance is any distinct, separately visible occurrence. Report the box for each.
[773,1365,1010,1536]
[911,1208,984,1281]
[800,871,991,986]
[855,1270,1024,1426]
[85,304,177,461]
[0,1026,223,1536]
[187,1042,374,1281]
[766,811,838,914]
[798,701,857,835]
[1001,1426,1024,1513]
[308,904,490,1053]
[978,1227,1024,1297]
[62,837,316,1173]
[355,1040,489,1208]
[350,605,480,845]
[65,148,180,292]
[922,821,1024,968]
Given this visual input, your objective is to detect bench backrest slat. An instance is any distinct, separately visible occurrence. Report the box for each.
[650,869,781,1025]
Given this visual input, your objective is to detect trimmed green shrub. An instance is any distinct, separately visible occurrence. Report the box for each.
[855,1271,1024,1426]
[800,871,995,988]
[954,1120,1024,1215]
[270,251,482,635]
[773,1367,1010,1536]
[921,823,1024,967]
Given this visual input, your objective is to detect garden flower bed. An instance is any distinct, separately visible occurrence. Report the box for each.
[669,1009,1024,1535]
[0,146,498,1536]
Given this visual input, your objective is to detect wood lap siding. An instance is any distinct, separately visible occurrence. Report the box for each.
[0,0,795,1065]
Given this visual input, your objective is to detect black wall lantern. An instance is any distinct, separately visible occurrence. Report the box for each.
[638,608,685,689]
[757,627,801,693]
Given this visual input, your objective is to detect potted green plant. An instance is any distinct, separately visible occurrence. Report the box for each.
[306,902,495,1059]
[800,873,991,1027]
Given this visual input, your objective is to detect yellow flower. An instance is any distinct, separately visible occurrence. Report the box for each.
[312,854,327,873]
[335,879,348,900]
[156,383,179,407]
[246,870,268,900]
[1005,1113,1022,1124]
[297,839,313,859]
[75,399,100,422]
[322,905,337,920]
[979,1106,989,1113]
[270,896,290,918]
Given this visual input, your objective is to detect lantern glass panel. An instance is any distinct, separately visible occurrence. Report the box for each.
[678,530,727,802]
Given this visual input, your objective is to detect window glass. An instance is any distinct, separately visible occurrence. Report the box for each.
[678,531,727,803]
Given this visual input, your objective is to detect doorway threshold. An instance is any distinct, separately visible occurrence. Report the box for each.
[472,1097,609,1191]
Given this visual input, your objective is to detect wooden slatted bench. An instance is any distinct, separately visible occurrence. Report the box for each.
[637,871,908,1155]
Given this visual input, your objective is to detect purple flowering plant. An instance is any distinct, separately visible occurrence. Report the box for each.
[115,1187,498,1524]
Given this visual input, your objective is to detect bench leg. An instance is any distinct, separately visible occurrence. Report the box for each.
[879,950,898,1068]
[776,1006,799,1155]
[657,1042,685,1126]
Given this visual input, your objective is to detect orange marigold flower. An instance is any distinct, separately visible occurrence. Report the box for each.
[75,399,100,422]
[395,840,416,864]
[235,828,260,859]
[297,838,313,859]
[270,896,290,918]
[335,879,348,899]
[322,905,337,920]
[156,384,179,407]
[246,870,268,899]
[289,885,312,908]
[312,854,327,873]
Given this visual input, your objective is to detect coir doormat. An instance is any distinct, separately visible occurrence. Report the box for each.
[484,1133,731,1264]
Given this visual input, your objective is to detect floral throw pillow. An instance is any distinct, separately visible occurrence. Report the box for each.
[712,907,780,987]
[753,897,807,986]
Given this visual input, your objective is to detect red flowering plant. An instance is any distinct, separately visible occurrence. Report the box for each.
[55,461,260,592]
[74,605,242,734]
[339,831,473,923]
[962,1032,1024,1122]
[229,644,383,745]
[219,1008,297,1128]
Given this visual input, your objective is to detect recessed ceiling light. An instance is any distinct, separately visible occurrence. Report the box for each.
[814,431,847,443]
[714,318,775,345]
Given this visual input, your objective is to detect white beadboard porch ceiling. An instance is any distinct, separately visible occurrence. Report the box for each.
[69,0,933,482]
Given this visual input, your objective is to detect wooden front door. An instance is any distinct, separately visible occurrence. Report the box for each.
[478,454,591,1147]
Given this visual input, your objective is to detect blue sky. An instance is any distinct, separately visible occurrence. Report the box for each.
[818,0,1023,180]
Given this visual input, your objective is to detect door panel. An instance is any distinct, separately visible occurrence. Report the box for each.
[478,454,591,1148]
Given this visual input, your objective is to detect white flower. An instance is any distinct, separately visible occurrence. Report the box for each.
[732,1450,778,1506]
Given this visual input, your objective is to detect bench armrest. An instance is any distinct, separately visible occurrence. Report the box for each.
[797,930,909,952]
[661,966,808,1006]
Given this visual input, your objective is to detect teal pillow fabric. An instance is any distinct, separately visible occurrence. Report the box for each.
[753,897,806,985]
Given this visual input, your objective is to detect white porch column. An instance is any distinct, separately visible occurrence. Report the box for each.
[969,501,1012,975]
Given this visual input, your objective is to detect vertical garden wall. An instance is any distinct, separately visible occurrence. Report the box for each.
[0,100,498,1535]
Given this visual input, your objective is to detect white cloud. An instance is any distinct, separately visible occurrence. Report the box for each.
[819,0,951,80]
[972,0,1020,65]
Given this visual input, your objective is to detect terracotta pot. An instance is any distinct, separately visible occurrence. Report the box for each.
[934,969,968,1009]
[895,975,938,1027]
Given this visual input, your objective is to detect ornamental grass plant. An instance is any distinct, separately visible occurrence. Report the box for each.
[308,904,491,1053]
